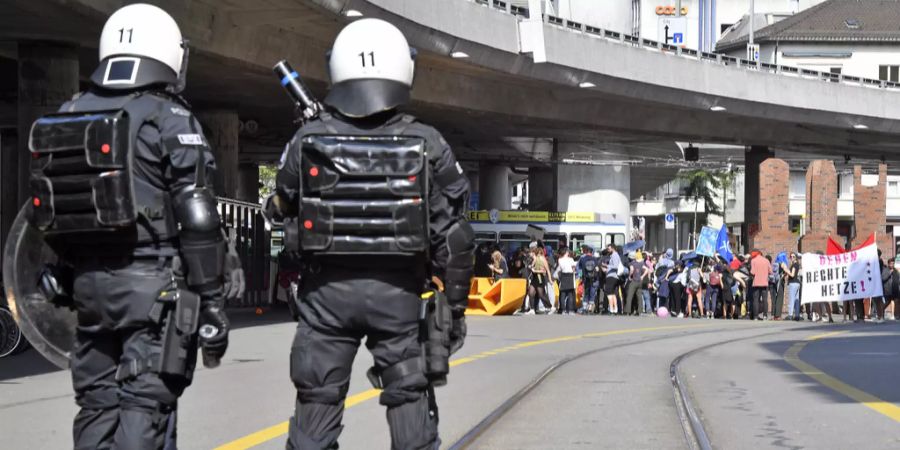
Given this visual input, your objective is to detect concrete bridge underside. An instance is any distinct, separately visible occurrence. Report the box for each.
[3,0,900,228]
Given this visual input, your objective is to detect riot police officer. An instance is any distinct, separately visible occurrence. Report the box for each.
[4,4,241,448]
[269,18,474,449]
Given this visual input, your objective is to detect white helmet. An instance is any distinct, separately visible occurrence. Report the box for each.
[324,19,416,117]
[90,4,186,90]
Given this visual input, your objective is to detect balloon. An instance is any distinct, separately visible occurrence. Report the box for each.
[657,307,669,318]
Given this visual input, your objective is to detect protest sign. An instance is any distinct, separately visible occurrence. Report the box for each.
[695,226,719,257]
[801,242,883,304]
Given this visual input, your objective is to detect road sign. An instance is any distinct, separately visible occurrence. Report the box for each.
[658,17,687,46]
[665,213,675,230]
[747,43,760,62]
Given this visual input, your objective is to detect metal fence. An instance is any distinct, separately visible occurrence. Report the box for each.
[218,198,271,308]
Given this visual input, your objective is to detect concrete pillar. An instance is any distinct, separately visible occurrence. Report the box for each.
[748,158,797,256]
[799,160,837,254]
[0,131,18,253]
[236,162,259,203]
[199,111,239,198]
[852,164,893,258]
[478,164,510,210]
[743,145,774,248]
[556,163,631,225]
[528,167,556,211]
[467,171,479,210]
[4,42,78,248]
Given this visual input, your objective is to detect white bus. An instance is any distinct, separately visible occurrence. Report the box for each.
[468,210,627,256]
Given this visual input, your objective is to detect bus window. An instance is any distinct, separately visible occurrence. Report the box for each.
[499,233,533,258]
[606,233,626,248]
[475,232,497,244]
[544,233,566,251]
[570,234,604,254]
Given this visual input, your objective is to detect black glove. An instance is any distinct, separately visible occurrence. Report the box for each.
[39,264,74,308]
[449,311,466,355]
[223,243,246,303]
[199,298,229,365]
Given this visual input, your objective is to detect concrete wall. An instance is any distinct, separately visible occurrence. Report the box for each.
[556,164,630,224]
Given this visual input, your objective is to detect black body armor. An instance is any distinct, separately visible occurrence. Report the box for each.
[28,93,176,245]
[296,134,429,255]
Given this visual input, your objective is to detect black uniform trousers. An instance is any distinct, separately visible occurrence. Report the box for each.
[287,265,437,450]
[71,257,192,450]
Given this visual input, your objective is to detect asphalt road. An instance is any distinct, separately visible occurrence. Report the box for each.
[1,310,898,449]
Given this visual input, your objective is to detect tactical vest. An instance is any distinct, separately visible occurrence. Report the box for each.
[297,133,428,256]
[28,92,177,245]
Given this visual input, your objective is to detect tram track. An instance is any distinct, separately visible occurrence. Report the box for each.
[447,325,782,450]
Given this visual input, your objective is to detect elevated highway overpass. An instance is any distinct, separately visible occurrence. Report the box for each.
[2,0,900,232]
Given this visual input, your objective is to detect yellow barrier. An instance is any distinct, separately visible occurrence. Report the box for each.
[466,277,582,315]
[467,278,525,315]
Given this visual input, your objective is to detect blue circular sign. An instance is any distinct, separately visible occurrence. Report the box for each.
[665,214,675,222]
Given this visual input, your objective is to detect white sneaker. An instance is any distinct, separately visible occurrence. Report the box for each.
[677,312,684,318]
[525,309,536,315]
[548,307,557,315]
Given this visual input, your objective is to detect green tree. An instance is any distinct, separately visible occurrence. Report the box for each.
[678,168,723,246]
[259,165,278,199]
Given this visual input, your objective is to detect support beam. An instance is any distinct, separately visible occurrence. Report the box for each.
[556,163,631,225]
[478,164,511,210]
[743,145,774,248]
[4,41,78,249]
[799,160,837,254]
[236,162,259,203]
[852,164,893,258]
[200,111,240,199]
[1,131,18,253]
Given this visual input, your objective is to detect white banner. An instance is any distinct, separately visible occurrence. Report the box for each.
[800,242,883,304]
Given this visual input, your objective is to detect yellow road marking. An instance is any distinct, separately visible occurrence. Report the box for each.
[214,324,707,449]
[783,330,900,423]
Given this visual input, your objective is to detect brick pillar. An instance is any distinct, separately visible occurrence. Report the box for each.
[748,158,796,256]
[799,160,837,254]
[743,145,775,248]
[853,164,893,258]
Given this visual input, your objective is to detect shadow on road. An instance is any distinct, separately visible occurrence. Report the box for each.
[0,348,64,382]
[757,321,900,405]
[0,304,296,382]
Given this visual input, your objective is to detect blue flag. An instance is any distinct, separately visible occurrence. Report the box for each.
[716,224,734,263]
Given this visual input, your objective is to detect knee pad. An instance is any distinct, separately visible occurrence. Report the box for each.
[296,384,348,405]
[379,370,429,408]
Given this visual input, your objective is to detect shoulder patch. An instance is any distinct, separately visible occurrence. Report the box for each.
[170,107,191,117]
[178,134,204,145]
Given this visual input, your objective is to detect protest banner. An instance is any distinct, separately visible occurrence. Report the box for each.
[800,241,883,304]
[695,226,719,257]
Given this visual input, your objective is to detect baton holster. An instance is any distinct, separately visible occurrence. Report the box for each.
[419,290,452,387]
[152,279,200,378]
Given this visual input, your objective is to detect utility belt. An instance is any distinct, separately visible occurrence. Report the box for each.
[115,277,199,382]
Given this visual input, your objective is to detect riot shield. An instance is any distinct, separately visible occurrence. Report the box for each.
[2,206,76,369]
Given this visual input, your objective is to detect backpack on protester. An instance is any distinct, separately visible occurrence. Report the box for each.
[709,270,721,286]
[582,257,597,281]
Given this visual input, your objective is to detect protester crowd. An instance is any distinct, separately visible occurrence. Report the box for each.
[474,241,900,322]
